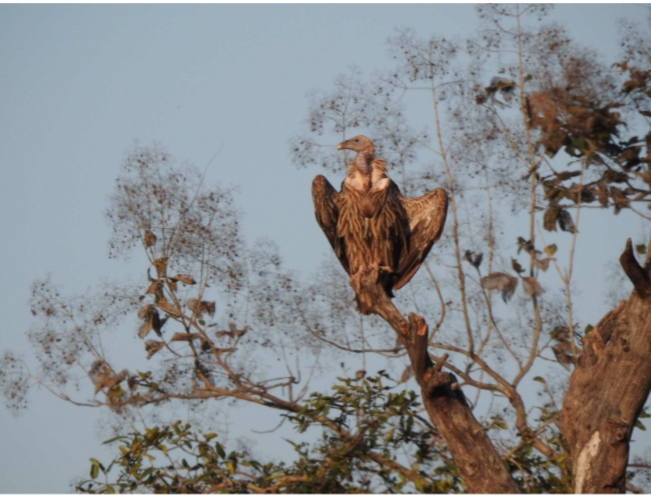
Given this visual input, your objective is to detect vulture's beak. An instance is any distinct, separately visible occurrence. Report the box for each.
[337,141,345,150]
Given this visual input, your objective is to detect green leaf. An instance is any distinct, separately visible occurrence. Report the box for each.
[215,443,225,459]
[533,376,546,384]
[525,74,533,82]
[199,319,205,326]
[584,324,594,334]
[204,432,217,441]
[544,244,557,256]
[636,244,647,255]
[635,419,646,431]
[102,435,125,445]
[490,415,508,430]
[90,461,99,480]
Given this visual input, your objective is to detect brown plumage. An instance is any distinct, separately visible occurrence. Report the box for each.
[312,135,448,302]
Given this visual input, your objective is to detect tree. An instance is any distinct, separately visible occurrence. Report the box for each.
[293,5,651,492]
[2,144,460,493]
[3,5,651,494]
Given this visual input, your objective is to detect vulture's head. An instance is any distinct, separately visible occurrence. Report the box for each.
[337,135,374,155]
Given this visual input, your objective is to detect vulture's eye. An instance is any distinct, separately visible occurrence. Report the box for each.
[354,139,359,142]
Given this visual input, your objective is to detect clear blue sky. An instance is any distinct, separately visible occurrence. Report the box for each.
[0,4,646,492]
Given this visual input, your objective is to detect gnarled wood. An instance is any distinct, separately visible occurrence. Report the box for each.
[620,238,651,298]
[561,240,651,493]
[355,269,520,493]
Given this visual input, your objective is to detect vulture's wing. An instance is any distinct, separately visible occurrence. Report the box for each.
[394,188,448,290]
[312,175,350,275]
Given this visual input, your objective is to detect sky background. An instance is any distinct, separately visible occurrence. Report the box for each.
[0,3,649,492]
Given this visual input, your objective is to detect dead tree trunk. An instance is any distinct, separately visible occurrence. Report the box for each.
[356,269,520,494]
[560,239,651,493]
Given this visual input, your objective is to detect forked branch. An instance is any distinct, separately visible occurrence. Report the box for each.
[620,238,651,298]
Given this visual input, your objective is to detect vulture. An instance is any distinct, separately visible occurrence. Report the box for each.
[312,135,448,306]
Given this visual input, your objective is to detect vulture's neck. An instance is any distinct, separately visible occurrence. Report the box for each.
[351,150,373,177]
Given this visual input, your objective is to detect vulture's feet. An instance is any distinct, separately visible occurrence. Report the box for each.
[349,266,394,315]
[368,262,392,277]
[367,263,396,298]
[349,266,384,290]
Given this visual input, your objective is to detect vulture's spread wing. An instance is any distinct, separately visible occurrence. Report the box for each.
[394,188,448,290]
[312,175,350,274]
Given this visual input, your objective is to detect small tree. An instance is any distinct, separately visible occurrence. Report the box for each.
[1,143,458,493]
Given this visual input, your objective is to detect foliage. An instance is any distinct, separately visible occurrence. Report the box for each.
[76,373,461,493]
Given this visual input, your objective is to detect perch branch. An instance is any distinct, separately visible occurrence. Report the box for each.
[352,268,519,493]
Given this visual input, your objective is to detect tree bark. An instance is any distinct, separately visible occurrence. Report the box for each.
[560,239,651,493]
[356,269,520,493]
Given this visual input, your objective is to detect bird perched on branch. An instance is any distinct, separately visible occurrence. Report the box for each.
[312,135,448,312]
